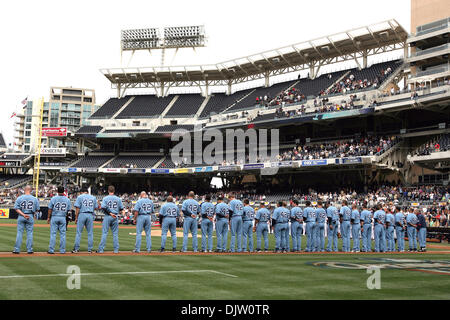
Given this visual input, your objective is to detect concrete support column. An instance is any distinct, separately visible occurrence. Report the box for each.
[363,50,368,68]
[309,64,315,79]
[160,82,165,97]
[264,71,270,87]
[227,81,232,95]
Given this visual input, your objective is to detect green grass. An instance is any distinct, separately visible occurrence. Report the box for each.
[0,220,449,300]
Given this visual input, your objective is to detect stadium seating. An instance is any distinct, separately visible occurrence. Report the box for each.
[0,133,6,148]
[71,156,112,168]
[102,129,150,134]
[198,89,254,118]
[321,60,402,96]
[164,94,205,117]
[293,70,348,97]
[0,175,32,189]
[75,126,103,134]
[414,133,450,156]
[106,156,162,168]
[115,95,174,119]
[158,158,176,168]
[225,80,297,112]
[91,60,402,121]
[154,125,195,133]
[90,97,131,118]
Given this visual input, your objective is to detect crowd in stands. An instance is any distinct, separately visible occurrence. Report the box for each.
[277,135,398,161]
[414,134,450,156]
[267,87,306,107]
[320,66,393,96]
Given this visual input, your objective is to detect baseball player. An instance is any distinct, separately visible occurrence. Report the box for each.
[314,201,327,252]
[72,187,99,253]
[272,201,289,253]
[215,196,229,253]
[326,201,339,252]
[228,193,244,253]
[12,185,40,254]
[350,203,361,252]
[97,185,124,254]
[373,204,386,252]
[132,191,154,253]
[303,201,316,252]
[360,202,373,252]
[200,194,215,253]
[47,186,71,254]
[159,195,179,252]
[181,191,200,252]
[339,200,352,252]
[416,209,427,252]
[290,199,303,252]
[394,206,406,252]
[253,202,270,252]
[385,208,395,252]
[242,199,255,252]
[406,208,418,252]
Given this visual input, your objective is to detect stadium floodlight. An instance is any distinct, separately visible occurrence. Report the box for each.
[121,28,161,51]
[163,25,206,48]
[120,25,206,66]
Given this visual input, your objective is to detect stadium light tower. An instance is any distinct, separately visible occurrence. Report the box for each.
[120,25,206,66]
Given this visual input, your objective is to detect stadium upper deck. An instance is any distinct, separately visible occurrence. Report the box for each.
[101,20,408,96]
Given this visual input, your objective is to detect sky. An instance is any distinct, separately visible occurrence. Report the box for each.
[0,0,411,146]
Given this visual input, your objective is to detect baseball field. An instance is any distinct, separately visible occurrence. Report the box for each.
[0,219,449,300]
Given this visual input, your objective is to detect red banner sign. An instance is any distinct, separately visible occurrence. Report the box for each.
[42,127,67,137]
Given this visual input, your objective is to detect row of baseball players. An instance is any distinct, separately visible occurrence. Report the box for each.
[10,185,427,254]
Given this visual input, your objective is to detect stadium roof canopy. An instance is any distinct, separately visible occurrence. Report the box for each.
[101,19,408,97]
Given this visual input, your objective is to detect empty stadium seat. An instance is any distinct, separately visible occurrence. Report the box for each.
[107,156,162,168]
[115,95,175,119]
[72,156,112,168]
[164,94,205,117]
[90,97,131,118]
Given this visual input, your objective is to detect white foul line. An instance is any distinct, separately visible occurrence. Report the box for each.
[0,269,238,279]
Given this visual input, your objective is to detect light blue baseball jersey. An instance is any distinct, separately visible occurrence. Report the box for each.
[351,209,361,224]
[327,206,339,223]
[243,205,255,221]
[290,206,303,222]
[272,207,290,223]
[406,213,418,225]
[255,208,270,222]
[373,210,386,225]
[229,199,244,217]
[14,194,40,214]
[160,202,179,218]
[395,212,406,226]
[101,195,124,215]
[386,213,395,226]
[340,206,351,221]
[326,206,337,219]
[315,208,327,223]
[133,198,154,215]
[215,202,230,219]
[182,198,200,217]
[304,207,316,222]
[74,193,98,214]
[48,195,72,217]
[200,202,215,218]
[360,209,373,224]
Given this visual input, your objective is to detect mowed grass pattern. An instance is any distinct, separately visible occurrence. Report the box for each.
[0,221,449,300]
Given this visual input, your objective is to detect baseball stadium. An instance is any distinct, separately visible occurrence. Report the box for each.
[0,0,450,302]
